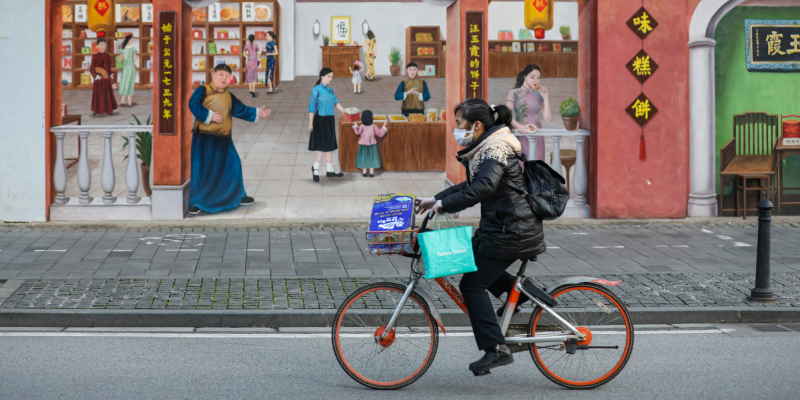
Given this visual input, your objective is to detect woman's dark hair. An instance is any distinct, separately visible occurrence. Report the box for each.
[514,64,542,89]
[248,34,255,45]
[121,34,133,48]
[96,38,107,45]
[361,110,373,126]
[367,30,375,40]
[267,31,277,41]
[453,98,512,131]
[315,67,333,86]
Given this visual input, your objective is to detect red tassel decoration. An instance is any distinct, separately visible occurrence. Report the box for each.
[639,133,646,160]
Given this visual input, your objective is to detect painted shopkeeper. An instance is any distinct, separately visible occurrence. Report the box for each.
[90,38,118,116]
[187,64,271,215]
[394,62,431,117]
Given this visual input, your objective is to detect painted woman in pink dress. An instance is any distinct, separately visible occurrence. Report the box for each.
[505,64,551,161]
[244,34,261,98]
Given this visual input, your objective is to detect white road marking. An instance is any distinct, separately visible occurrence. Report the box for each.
[0,329,732,339]
[247,249,265,252]
[299,249,331,251]
[573,233,589,235]
[734,242,751,247]
[547,247,560,249]
[592,246,624,249]
[701,229,714,233]
[33,250,67,252]
[165,249,198,252]
[716,235,733,240]
[107,250,133,252]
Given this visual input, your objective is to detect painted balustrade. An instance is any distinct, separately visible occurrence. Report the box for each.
[514,128,591,218]
[50,125,152,206]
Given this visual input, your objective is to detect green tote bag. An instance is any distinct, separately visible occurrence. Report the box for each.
[418,214,478,279]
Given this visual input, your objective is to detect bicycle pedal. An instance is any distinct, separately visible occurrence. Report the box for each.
[472,370,491,377]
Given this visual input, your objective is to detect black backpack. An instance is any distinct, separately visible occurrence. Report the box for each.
[501,153,569,221]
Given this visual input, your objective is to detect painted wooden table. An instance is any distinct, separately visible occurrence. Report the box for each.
[338,118,447,172]
[775,141,800,213]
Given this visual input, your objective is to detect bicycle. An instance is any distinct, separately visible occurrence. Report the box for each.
[331,213,634,390]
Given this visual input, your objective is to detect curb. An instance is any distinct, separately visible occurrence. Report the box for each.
[1,307,798,328]
[2,216,800,230]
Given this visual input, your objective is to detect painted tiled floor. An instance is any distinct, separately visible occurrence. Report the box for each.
[60,76,578,219]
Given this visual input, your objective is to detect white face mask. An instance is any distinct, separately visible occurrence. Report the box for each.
[453,123,477,146]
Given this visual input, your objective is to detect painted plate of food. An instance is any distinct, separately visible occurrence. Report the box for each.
[255,5,271,21]
[388,114,408,122]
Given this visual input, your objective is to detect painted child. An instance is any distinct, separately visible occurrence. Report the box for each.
[349,62,363,94]
[353,110,386,177]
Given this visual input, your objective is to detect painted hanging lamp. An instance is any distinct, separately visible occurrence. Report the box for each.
[525,0,554,39]
[87,0,116,37]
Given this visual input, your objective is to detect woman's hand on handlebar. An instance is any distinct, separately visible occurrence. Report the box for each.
[433,200,445,215]
[415,197,435,214]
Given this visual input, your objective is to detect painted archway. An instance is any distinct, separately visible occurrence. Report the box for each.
[687,0,794,217]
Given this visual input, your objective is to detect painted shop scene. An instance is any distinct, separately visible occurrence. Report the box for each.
[1,0,799,223]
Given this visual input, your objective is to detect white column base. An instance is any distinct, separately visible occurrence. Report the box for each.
[562,199,590,218]
[687,193,718,217]
[151,179,190,220]
[50,197,152,221]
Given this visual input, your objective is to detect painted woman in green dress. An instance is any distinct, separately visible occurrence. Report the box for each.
[118,34,138,107]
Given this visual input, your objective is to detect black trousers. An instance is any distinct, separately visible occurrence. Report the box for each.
[459,252,527,351]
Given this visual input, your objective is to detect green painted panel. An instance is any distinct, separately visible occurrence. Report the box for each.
[714,7,800,195]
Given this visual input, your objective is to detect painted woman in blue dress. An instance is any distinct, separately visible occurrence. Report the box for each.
[264,31,278,94]
[187,64,271,215]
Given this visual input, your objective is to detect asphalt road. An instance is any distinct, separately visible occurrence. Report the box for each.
[0,325,798,400]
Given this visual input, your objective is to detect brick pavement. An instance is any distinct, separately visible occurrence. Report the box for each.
[2,223,800,312]
[2,223,800,280]
[2,272,799,310]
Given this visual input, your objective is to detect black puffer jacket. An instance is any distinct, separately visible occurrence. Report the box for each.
[434,125,545,261]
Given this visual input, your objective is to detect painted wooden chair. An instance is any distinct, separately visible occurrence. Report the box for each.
[719,112,779,219]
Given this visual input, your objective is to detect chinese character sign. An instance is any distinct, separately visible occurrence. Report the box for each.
[331,16,351,44]
[143,4,153,23]
[626,49,659,84]
[465,12,484,100]
[242,2,255,22]
[208,3,221,22]
[158,12,177,136]
[626,7,658,40]
[746,19,800,71]
[75,5,88,23]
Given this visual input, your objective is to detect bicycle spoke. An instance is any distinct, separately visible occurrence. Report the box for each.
[529,283,633,389]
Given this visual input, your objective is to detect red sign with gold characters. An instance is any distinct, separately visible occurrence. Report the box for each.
[465,12,484,100]
[94,0,110,16]
[158,11,177,136]
[626,93,658,128]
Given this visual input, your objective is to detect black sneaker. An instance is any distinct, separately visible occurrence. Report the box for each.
[362,173,367,177]
[312,166,320,182]
[326,171,344,178]
[188,206,201,215]
[240,196,255,206]
[369,172,374,178]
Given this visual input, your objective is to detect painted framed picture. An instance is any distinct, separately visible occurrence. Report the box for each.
[745,19,800,72]
[331,16,351,45]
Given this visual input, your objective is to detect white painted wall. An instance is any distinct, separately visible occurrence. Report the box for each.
[278,0,295,81]
[0,0,47,222]
[293,1,578,77]
[488,1,578,41]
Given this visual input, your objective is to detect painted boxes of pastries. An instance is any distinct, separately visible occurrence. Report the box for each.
[372,115,387,123]
[416,47,435,56]
[344,107,361,123]
[408,114,426,122]
[389,114,408,122]
[414,33,434,42]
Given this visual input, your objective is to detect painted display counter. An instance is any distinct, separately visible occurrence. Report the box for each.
[338,118,447,172]
[321,46,360,78]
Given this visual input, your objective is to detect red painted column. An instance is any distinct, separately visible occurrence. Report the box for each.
[46,0,67,220]
[152,0,193,186]
[444,0,489,187]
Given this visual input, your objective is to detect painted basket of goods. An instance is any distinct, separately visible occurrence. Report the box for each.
[783,118,800,138]
[389,114,408,123]
[344,107,361,123]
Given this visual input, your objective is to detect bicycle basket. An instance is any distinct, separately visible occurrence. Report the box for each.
[366,228,418,256]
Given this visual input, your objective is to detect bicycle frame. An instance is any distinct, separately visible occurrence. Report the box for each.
[380,213,622,343]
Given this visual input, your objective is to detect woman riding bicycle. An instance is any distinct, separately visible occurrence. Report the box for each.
[416,98,546,374]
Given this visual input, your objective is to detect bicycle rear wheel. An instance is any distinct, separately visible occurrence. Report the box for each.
[528,283,634,389]
[332,282,439,390]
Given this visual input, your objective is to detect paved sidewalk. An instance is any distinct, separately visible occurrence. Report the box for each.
[1,223,799,326]
[2,272,799,311]
[2,223,800,279]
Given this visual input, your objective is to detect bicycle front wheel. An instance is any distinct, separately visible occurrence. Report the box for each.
[332,282,439,390]
[528,283,634,389]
